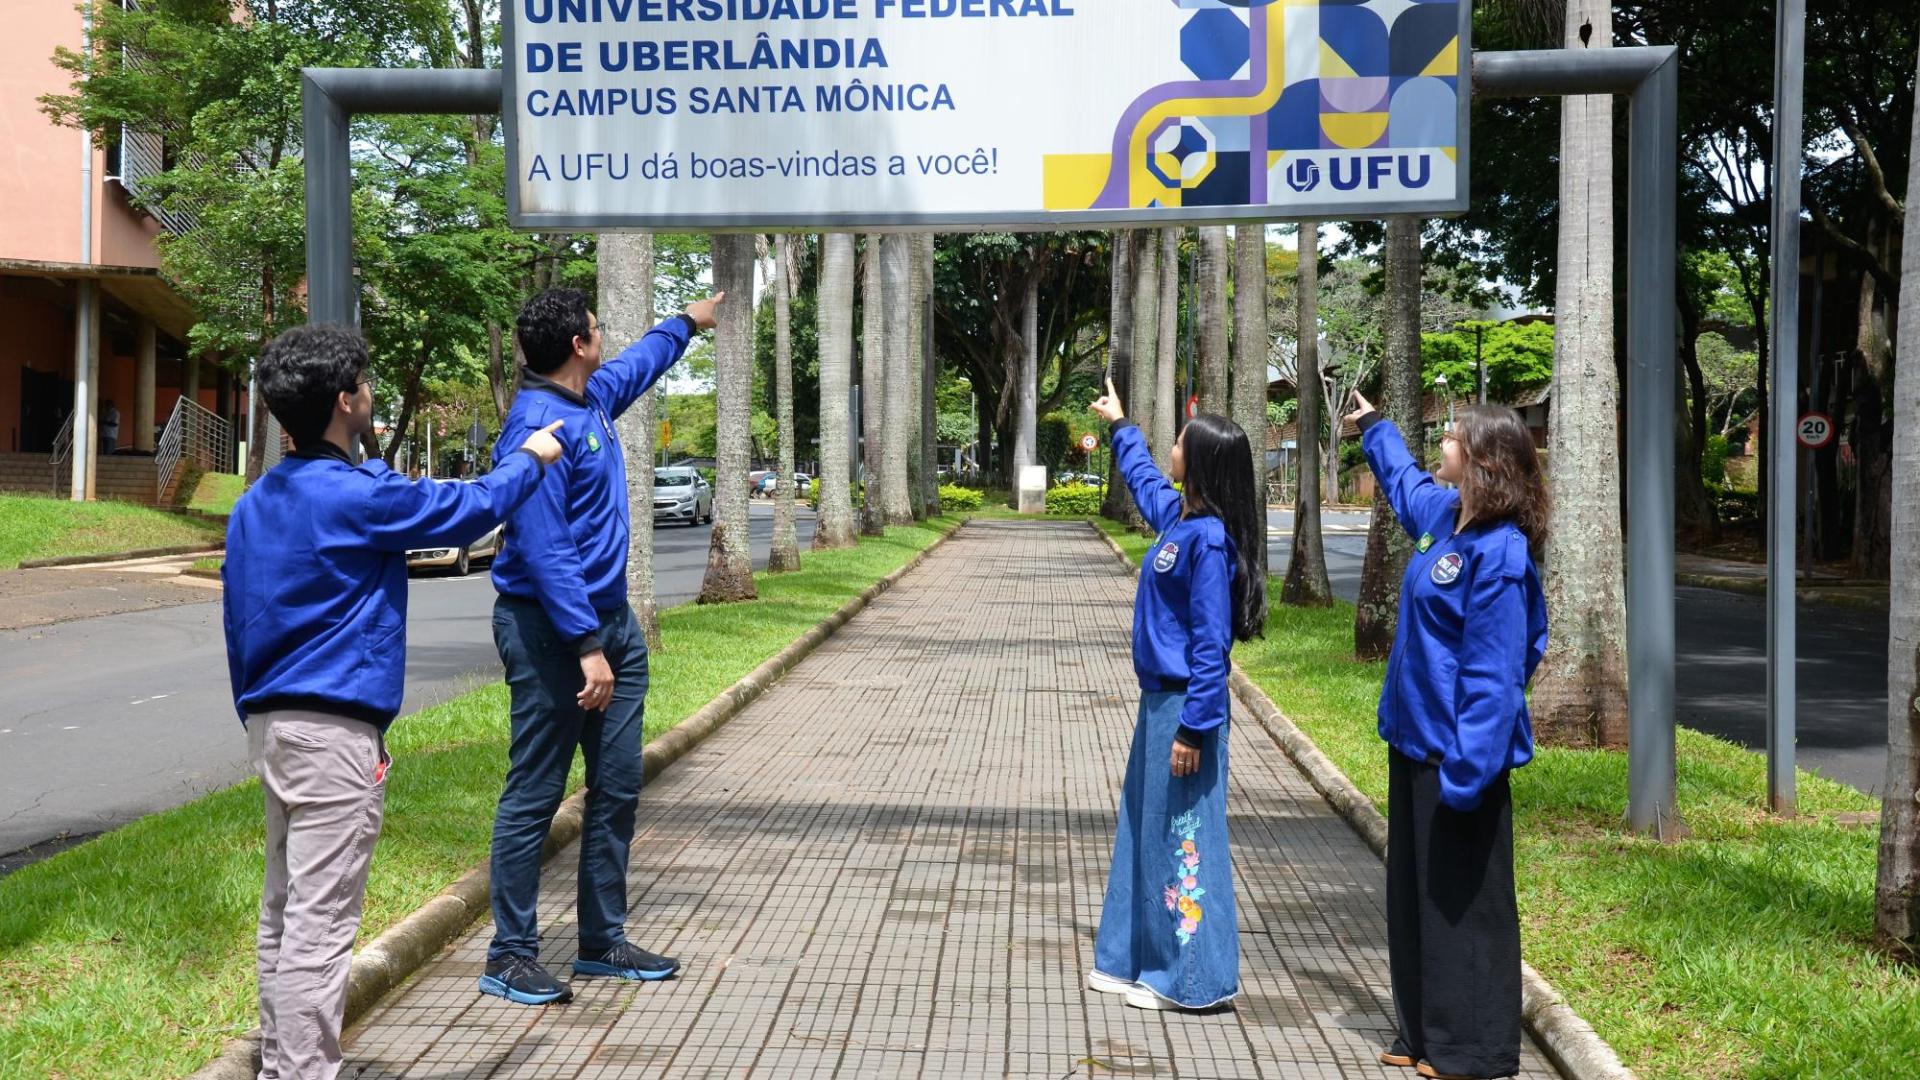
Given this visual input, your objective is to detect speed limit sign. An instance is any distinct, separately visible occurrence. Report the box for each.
[1080,433,1099,452]
[1796,413,1834,450]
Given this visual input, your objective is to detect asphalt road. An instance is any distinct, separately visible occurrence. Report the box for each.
[0,503,817,866]
[1265,508,1892,796]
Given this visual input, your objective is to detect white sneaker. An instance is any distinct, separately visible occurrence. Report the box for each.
[1124,985,1187,1011]
[1087,970,1136,995]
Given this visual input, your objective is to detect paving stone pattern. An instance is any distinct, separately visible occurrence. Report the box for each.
[343,519,1559,1079]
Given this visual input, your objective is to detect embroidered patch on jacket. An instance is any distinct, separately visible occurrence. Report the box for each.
[1165,809,1206,946]
[1153,542,1180,574]
[1416,532,1434,553]
[587,432,602,453]
[1430,551,1464,585]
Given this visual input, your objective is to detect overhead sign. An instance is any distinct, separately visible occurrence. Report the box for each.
[502,0,1470,229]
[1796,412,1833,450]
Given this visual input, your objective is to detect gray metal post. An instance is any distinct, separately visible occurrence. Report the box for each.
[1475,46,1682,838]
[1765,0,1805,817]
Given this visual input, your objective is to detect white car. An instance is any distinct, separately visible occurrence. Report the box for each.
[407,522,504,577]
[653,468,714,525]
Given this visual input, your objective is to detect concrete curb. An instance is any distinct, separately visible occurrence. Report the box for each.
[19,544,223,569]
[1086,521,1638,1080]
[185,520,966,1080]
[1676,571,1887,611]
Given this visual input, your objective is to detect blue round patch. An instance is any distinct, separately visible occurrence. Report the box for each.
[1430,551,1464,585]
[1153,541,1180,574]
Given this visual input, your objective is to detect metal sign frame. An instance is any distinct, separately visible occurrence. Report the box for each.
[495,0,1473,231]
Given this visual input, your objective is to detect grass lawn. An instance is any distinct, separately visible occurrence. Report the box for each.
[0,493,225,570]
[1093,516,1916,1080]
[0,516,961,1079]
[181,471,246,516]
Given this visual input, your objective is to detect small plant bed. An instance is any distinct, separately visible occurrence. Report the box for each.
[0,493,225,570]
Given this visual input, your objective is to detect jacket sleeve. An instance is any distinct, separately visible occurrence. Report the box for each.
[1441,535,1531,811]
[221,560,246,722]
[1176,536,1236,741]
[504,443,604,653]
[1359,416,1456,540]
[1111,420,1182,535]
[359,450,546,553]
[587,315,695,420]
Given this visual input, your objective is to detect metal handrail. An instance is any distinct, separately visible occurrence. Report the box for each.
[49,413,74,466]
[155,396,235,501]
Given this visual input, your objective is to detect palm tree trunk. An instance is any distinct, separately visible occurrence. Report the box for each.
[699,233,759,603]
[1874,36,1920,960]
[1015,268,1039,474]
[1199,225,1231,415]
[880,234,915,525]
[1103,230,1138,522]
[815,233,860,549]
[905,233,927,519]
[1231,223,1269,582]
[860,234,887,535]
[1284,222,1335,606]
[1128,230,1161,530]
[1354,217,1424,659]
[1531,0,1629,747]
[919,234,940,517]
[1154,228,1180,468]
[770,234,801,572]
[601,233,664,646]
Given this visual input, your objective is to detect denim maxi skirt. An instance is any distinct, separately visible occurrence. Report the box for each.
[1093,689,1239,1008]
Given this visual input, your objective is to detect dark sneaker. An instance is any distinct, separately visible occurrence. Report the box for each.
[478,955,573,1005]
[573,941,680,982]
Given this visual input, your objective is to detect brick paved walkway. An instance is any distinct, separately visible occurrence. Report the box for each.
[342,520,1558,1079]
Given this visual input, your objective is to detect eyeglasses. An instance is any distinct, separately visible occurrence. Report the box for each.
[355,374,376,395]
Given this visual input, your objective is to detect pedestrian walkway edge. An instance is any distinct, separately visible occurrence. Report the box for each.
[1087,521,1638,1080]
[183,519,967,1080]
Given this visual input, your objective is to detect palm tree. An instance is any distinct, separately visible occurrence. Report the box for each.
[1102,230,1138,522]
[1283,222,1335,606]
[860,234,887,536]
[1354,217,1424,659]
[1874,37,1920,961]
[1015,257,1040,477]
[1128,229,1161,528]
[600,233,665,647]
[1199,225,1231,414]
[905,233,927,519]
[814,233,859,549]
[1532,0,1629,746]
[881,233,915,525]
[918,234,941,517]
[1154,228,1180,467]
[1231,223,1269,582]
[769,233,801,572]
[698,233,758,603]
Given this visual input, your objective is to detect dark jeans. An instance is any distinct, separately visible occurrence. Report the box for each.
[487,596,649,962]
[1386,749,1521,1079]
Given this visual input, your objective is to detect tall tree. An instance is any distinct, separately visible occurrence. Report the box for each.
[1284,222,1335,606]
[1015,258,1041,476]
[770,234,801,572]
[1876,37,1920,961]
[1128,231,1162,525]
[919,234,941,517]
[1199,226,1232,414]
[814,233,859,548]
[1354,218,1425,658]
[699,234,758,603]
[1103,230,1139,522]
[1532,0,1629,746]
[880,234,915,525]
[860,235,887,535]
[1231,223,1270,582]
[602,233,665,646]
[904,234,926,517]
[1154,228,1181,467]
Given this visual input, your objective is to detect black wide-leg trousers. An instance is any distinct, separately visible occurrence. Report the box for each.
[1386,749,1522,1079]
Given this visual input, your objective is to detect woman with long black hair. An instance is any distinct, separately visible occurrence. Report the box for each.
[1085,378,1267,1012]
[1347,391,1549,1080]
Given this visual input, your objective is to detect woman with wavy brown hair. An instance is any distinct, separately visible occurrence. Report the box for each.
[1346,392,1549,1080]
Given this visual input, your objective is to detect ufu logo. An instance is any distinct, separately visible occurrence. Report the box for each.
[1286,153,1435,193]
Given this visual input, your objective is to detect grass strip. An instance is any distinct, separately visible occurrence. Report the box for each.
[0,516,960,1079]
[1095,515,1914,1080]
[0,494,225,571]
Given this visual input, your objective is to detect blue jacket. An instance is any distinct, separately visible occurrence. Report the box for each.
[1111,420,1238,747]
[1360,416,1548,811]
[223,442,546,729]
[490,315,694,652]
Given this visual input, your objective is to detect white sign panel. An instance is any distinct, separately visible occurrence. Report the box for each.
[502,0,1470,229]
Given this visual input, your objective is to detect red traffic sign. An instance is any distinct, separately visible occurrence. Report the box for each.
[1796,412,1834,450]
[1080,433,1098,452]
[1185,395,1199,420]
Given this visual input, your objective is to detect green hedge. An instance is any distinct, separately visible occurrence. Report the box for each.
[1045,484,1103,516]
[938,484,984,511]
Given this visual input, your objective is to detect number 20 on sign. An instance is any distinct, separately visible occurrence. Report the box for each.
[1796,413,1834,450]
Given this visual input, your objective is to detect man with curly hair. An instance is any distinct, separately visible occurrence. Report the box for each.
[224,323,564,1080]
[481,286,722,1005]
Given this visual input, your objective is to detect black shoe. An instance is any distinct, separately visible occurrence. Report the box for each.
[573,941,680,982]
[478,955,574,1005]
